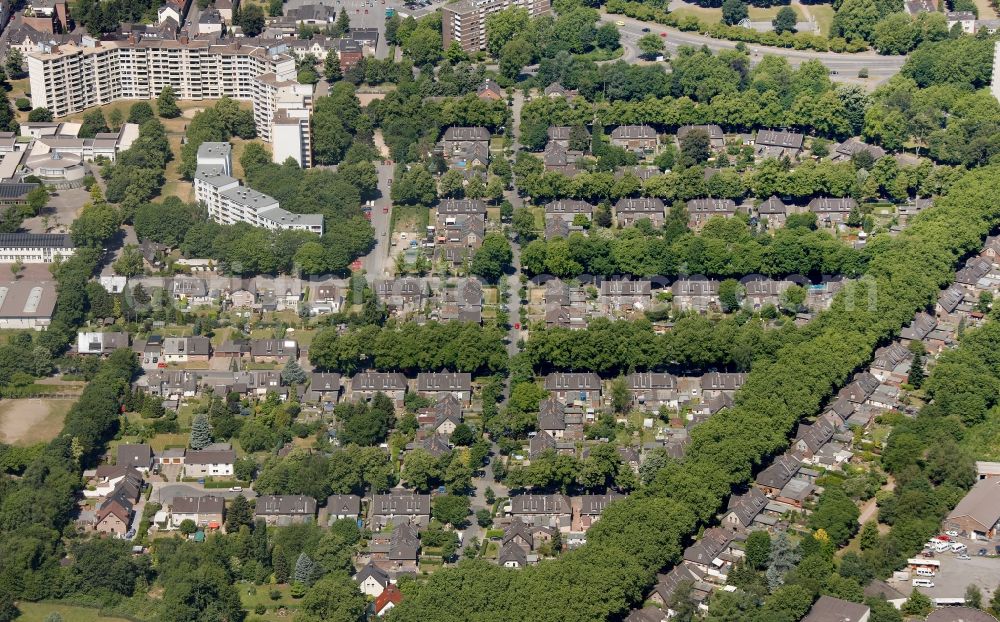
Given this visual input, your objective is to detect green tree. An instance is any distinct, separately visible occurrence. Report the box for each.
[990,586,1000,617]
[273,545,290,583]
[476,508,493,528]
[236,3,266,36]
[113,244,144,277]
[294,552,317,586]
[719,279,742,312]
[637,33,665,60]
[499,37,532,81]
[324,52,342,82]
[511,208,537,241]
[269,0,284,17]
[28,107,54,122]
[189,413,213,450]
[298,573,366,622]
[745,530,771,570]
[722,0,748,25]
[281,358,308,385]
[858,521,879,550]
[679,129,711,165]
[977,291,993,313]
[79,108,109,138]
[610,376,630,413]
[179,518,198,534]
[157,85,180,118]
[432,494,470,527]
[486,7,530,57]
[901,588,933,617]
[5,49,24,78]
[773,6,798,34]
[965,584,983,609]
[450,422,475,446]
[226,495,253,532]
[471,234,512,282]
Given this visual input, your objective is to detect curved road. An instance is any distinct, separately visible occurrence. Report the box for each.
[602,12,907,83]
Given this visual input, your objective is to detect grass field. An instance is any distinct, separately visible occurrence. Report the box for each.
[669,2,806,27]
[238,583,302,621]
[0,399,74,446]
[14,602,133,622]
[806,4,835,36]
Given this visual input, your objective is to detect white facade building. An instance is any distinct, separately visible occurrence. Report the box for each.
[27,36,312,153]
[194,142,323,234]
[0,233,75,263]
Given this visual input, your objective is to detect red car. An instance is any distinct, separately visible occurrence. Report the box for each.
[383,206,389,213]
[660,32,667,37]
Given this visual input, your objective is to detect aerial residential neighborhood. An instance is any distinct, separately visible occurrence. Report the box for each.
[0,0,999,620]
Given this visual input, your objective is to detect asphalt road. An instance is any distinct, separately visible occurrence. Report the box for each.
[602,12,907,83]
[151,482,258,505]
[360,163,395,279]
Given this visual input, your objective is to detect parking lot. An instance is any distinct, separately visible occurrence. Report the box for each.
[889,537,1000,601]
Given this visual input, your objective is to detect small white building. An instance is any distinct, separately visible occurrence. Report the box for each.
[0,233,75,263]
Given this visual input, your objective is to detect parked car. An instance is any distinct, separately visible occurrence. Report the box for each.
[945,530,959,537]
[957,554,971,560]
[229,486,243,492]
[641,27,650,32]
[979,548,988,556]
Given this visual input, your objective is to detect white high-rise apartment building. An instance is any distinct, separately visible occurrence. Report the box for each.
[992,41,1000,103]
[252,72,313,167]
[27,36,314,164]
[194,142,324,234]
[442,0,551,53]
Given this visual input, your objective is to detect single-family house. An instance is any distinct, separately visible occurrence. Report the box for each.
[720,487,767,532]
[162,336,211,363]
[351,372,408,406]
[616,197,665,228]
[627,372,679,411]
[184,446,236,478]
[753,129,805,159]
[322,494,361,523]
[609,125,658,154]
[801,596,870,622]
[355,562,391,598]
[508,494,572,531]
[757,196,789,228]
[900,312,937,344]
[254,495,317,526]
[543,373,602,408]
[577,492,624,530]
[687,198,737,230]
[416,372,472,404]
[809,197,857,227]
[672,278,720,312]
[756,454,802,495]
[677,124,725,150]
[76,331,129,355]
[249,339,298,363]
[170,495,224,530]
[117,444,153,472]
[791,419,835,460]
[306,372,341,403]
[371,493,431,529]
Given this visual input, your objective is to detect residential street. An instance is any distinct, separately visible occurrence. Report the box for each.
[360,162,396,279]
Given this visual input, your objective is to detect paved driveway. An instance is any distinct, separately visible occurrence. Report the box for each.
[151,482,256,505]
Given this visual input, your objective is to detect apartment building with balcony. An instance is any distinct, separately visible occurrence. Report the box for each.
[442,0,552,53]
[194,142,324,234]
[27,35,312,162]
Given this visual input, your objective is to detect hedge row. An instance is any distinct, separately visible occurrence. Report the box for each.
[389,165,1000,621]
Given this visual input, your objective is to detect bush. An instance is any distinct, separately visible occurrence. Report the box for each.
[254,604,266,615]
[14,98,30,111]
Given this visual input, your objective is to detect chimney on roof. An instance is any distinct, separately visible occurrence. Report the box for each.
[179,34,189,44]
[128,33,136,45]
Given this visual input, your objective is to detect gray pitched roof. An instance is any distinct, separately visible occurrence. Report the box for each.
[543,373,602,391]
[255,495,317,516]
[371,493,431,516]
[325,494,361,516]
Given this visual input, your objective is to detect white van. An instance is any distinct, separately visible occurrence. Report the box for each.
[913,579,935,588]
[933,541,950,552]
[951,542,967,552]
[916,568,935,577]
